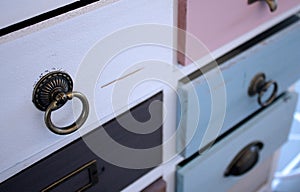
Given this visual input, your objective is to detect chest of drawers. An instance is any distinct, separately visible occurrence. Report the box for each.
[1,0,300,191]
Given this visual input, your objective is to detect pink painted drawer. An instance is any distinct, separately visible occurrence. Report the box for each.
[178,0,300,65]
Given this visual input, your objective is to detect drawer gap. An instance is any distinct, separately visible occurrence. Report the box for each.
[181,15,299,84]
[0,0,101,36]
[178,92,286,167]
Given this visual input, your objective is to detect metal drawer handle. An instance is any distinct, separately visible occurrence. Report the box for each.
[45,91,89,135]
[224,142,263,177]
[42,160,98,192]
[265,0,278,12]
[248,0,278,12]
[33,71,89,135]
[248,73,278,107]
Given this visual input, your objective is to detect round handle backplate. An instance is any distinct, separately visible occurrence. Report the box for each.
[248,73,278,107]
[32,71,89,135]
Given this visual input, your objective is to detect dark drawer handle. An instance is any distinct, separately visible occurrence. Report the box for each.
[248,0,278,12]
[224,142,263,177]
[248,73,278,107]
[41,160,98,192]
[33,71,89,135]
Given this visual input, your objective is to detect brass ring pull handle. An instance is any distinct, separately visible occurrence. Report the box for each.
[248,73,278,107]
[258,80,278,107]
[33,71,89,135]
[248,0,278,12]
[224,142,263,177]
[45,92,89,135]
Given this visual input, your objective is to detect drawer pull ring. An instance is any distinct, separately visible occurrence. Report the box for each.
[248,73,278,107]
[33,71,89,135]
[248,0,278,12]
[224,142,263,177]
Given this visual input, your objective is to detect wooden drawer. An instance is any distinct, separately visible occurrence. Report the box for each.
[142,178,167,192]
[0,92,163,192]
[176,92,297,192]
[0,0,77,29]
[177,16,300,158]
[0,0,172,181]
[178,0,300,65]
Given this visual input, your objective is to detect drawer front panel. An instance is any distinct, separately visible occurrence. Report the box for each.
[177,18,300,157]
[178,0,300,65]
[0,0,77,29]
[0,92,163,192]
[177,92,297,192]
[0,0,172,181]
[142,178,167,192]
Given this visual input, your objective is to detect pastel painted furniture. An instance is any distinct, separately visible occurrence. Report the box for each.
[0,0,300,191]
[177,18,300,158]
[178,0,300,65]
[177,92,297,192]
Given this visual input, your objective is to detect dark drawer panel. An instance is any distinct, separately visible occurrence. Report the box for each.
[0,92,163,192]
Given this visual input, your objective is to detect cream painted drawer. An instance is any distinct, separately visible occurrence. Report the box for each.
[177,16,300,158]
[0,0,173,182]
[177,0,300,65]
[176,92,297,192]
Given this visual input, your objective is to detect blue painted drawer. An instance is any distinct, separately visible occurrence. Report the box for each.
[176,92,297,192]
[177,16,300,158]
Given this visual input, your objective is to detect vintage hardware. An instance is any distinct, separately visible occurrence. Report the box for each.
[248,0,278,12]
[177,92,297,192]
[248,73,278,107]
[41,160,99,192]
[0,92,163,192]
[177,16,300,158]
[32,71,89,135]
[177,0,300,65]
[224,142,264,177]
[0,1,171,183]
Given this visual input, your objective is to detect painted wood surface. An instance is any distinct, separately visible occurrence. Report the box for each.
[0,0,77,29]
[0,92,163,192]
[177,92,298,192]
[0,0,173,182]
[177,20,300,158]
[178,0,300,65]
[142,178,166,192]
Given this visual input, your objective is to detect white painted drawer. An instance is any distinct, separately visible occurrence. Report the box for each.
[0,0,78,29]
[177,92,297,192]
[177,0,300,65]
[0,0,173,182]
[177,17,300,158]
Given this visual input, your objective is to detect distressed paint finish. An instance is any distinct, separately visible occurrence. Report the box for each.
[0,92,163,192]
[0,0,77,28]
[178,0,300,65]
[177,21,300,158]
[177,92,298,192]
[0,0,173,182]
